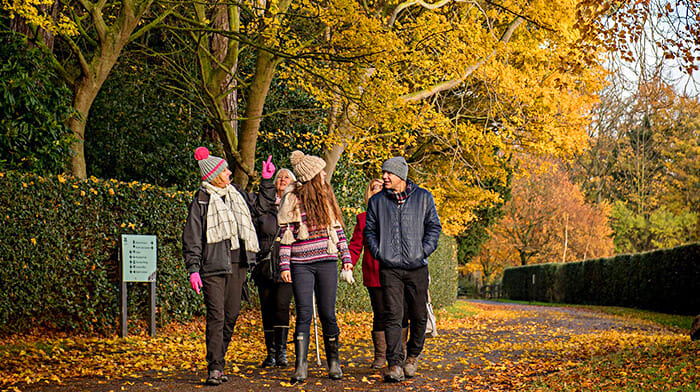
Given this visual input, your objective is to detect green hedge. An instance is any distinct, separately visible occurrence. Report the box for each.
[502,243,700,315]
[0,171,199,334]
[0,171,458,334]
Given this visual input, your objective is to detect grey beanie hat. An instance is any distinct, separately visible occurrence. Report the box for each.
[195,147,228,182]
[381,156,408,181]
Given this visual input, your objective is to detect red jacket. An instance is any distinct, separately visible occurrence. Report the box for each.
[348,212,381,287]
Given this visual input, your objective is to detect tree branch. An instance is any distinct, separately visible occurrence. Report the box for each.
[400,16,524,102]
[387,0,464,28]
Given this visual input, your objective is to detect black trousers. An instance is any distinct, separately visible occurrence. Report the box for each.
[201,264,247,372]
[290,260,339,336]
[380,265,429,366]
[257,279,293,330]
[367,286,409,331]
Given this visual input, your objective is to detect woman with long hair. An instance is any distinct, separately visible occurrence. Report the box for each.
[278,150,352,383]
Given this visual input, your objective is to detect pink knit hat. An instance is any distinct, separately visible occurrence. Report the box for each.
[195,147,228,182]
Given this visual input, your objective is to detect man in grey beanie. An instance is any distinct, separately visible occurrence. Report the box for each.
[364,156,442,382]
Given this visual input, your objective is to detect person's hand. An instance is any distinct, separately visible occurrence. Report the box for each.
[339,268,355,284]
[281,270,292,283]
[190,272,203,294]
[342,263,353,271]
[262,155,276,179]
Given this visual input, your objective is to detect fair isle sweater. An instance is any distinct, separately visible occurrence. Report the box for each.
[279,209,352,272]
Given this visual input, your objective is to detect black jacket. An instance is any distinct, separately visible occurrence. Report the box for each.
[364,181,442,270]
[182,179,276,277]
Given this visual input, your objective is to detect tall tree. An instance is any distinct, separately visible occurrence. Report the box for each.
[281,0,606,235]
[3,0,174,178]
[485,157,613,266]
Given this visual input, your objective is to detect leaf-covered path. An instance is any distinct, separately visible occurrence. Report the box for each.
[4,300,696,392]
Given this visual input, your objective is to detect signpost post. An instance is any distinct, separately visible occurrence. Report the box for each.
[120,234,157,337]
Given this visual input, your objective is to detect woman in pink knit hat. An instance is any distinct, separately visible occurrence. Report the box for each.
[183,147,276,386]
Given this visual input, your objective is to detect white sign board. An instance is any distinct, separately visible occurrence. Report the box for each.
[121,234,157,282]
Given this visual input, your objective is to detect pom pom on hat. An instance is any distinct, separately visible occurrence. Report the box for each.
[290,150,305,166]
[195,147,210,161]
[194,146,227,182]
[290,150,326,183]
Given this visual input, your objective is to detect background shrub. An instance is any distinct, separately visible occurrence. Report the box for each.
[502,243,700,315]
[85,54,211,189]
[0,32,75,174]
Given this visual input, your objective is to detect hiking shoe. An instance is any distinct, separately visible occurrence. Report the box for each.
[205,370,223,386]
[403,356,418,378]
[384,364,405,382]
[220,374,228,382]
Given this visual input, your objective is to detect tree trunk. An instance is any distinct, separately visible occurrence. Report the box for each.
[69,77,105,178]
[10,2,58,49]
[233,50,278,187]
[323,143,345,183]
[211,4,238,160]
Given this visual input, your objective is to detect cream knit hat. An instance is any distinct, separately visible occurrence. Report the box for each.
[290,150,326,183]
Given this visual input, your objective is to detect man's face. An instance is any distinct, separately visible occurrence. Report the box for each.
[382,171,405,191]
[211,167,232,188]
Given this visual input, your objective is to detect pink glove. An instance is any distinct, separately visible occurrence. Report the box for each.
[262,155,276,179]
[190,272,202,294]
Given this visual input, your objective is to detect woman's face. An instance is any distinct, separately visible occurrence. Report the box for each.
[276,171,293,194]
[369,181,383,198]
[211,167,232,188]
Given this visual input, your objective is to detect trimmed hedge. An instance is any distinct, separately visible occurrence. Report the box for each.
[0,171,458,334]
[502,243,700,315]
[0,171,198,334]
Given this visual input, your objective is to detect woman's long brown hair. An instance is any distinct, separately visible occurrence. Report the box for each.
[293,173,344,229]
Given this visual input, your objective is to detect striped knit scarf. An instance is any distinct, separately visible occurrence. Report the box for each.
[201,182,260,253]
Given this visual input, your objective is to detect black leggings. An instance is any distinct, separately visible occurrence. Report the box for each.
[257,279,293,330]
[291,260,339,336]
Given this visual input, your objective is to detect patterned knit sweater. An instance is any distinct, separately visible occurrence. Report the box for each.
[278,209,352,272]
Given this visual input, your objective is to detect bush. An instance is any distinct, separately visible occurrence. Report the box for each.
[0,32,75,174]
[0,171,459,335]
[85,55,210,189]
[0,171,200,334]
[502,243,700,315]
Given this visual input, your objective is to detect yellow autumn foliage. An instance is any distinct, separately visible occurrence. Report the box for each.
[276,0,605,235]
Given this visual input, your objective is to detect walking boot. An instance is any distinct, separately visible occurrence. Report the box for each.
[371,330,387,369]
[323,334,343,380]
[274,326,289,367]
[260,330,276,368]
[384,364,405,382]
[403,356,418,378]
[290,332,310,383]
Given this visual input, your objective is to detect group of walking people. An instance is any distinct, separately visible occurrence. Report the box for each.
[182,147,442,386]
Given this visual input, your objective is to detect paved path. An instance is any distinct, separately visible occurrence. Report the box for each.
[17,300,677,392]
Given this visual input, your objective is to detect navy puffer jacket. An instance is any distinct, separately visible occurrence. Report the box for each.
[364,181,442,270]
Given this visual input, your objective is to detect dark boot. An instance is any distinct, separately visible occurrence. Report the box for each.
[274,326,289,367]
[371,330,387,369]
[323,334,342,380]
[261,330,276,368]
[291,332,310,383]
